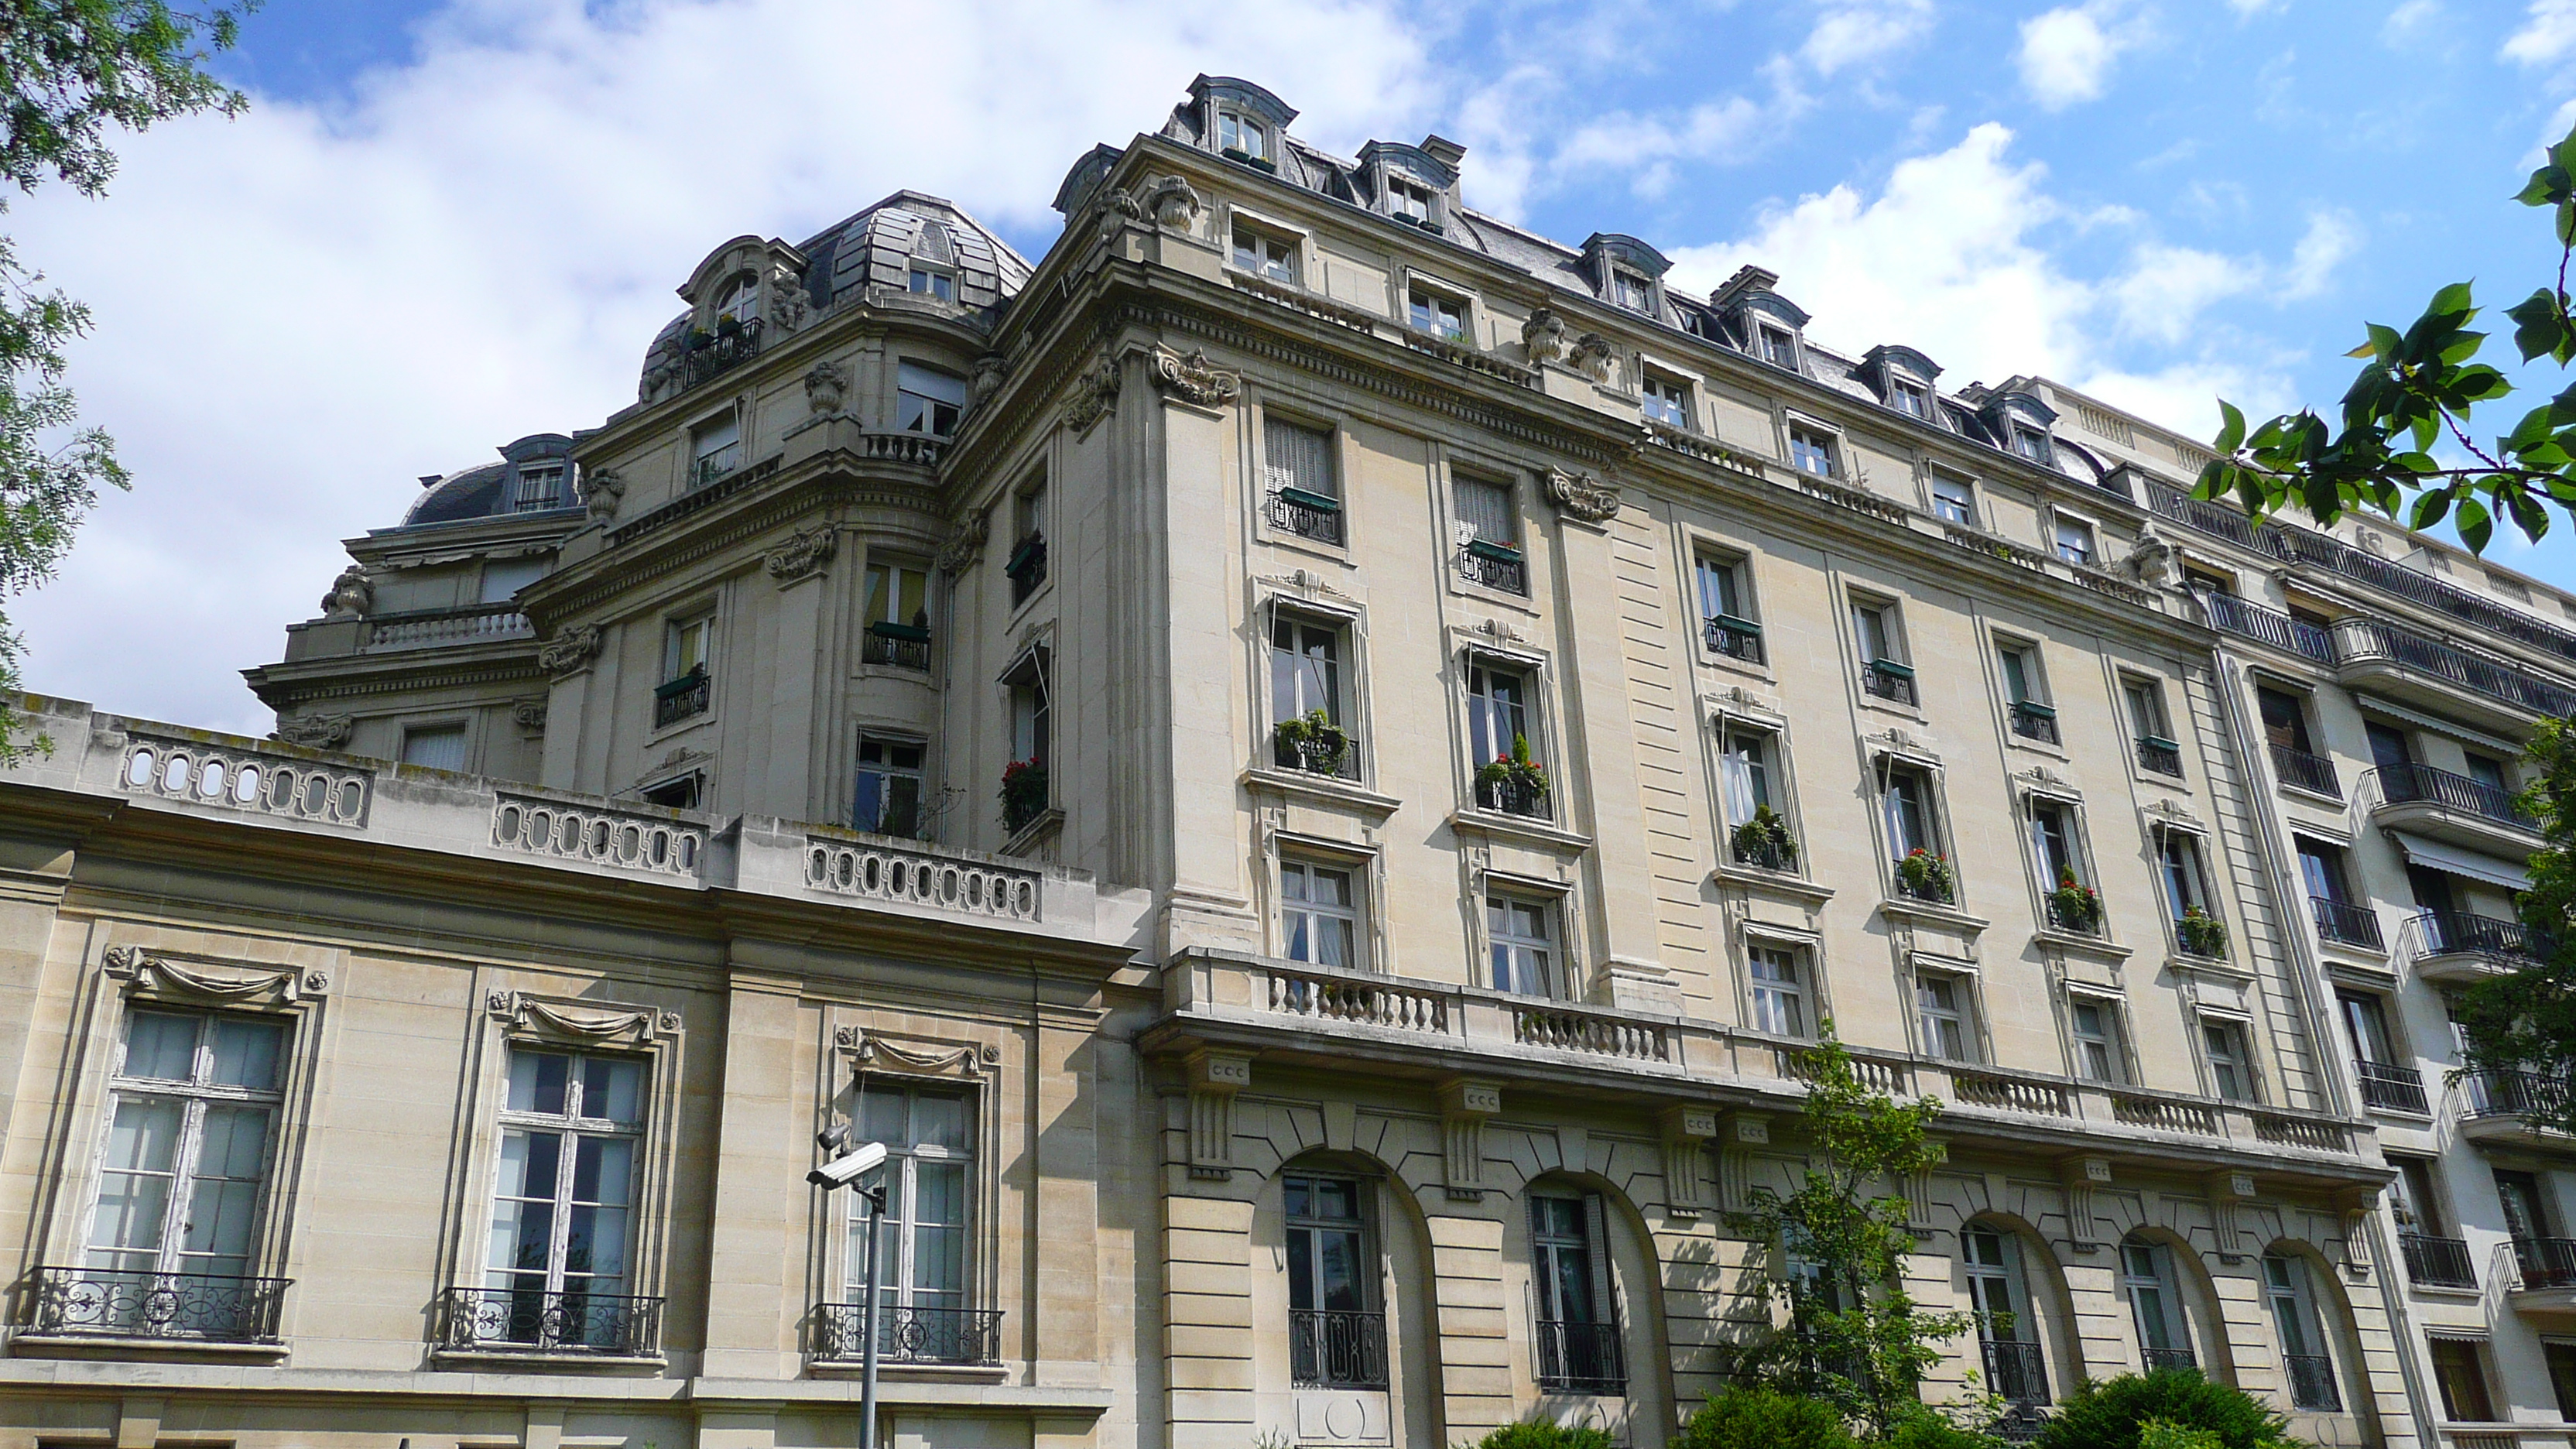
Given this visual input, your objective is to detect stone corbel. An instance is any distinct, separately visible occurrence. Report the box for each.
[537,624,604,679]
[1187,1050,1252,1181]
[1147,346,1241,409]
[1718,1112,1771,1214]
[2206,1170,2257,1264]
[1660,1105,1718,1216]
[1063,351,1121,433]
[1544,467,1622,526]
[1903,1140,1950,1238]
[936,510,990,574]
[2059,1156,2112,1252]
[104,947,324,1006]
[1439,1078,1502,1201]
[488,989,680,1045]
[510,697,548,735]
[2337,1185,2379,1279]
[764,524,838,586]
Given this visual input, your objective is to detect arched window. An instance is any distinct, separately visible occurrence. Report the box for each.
[1286,1173,1384,1389]
[2263,1254,2341,1411]
[2121,1236,2194,1372]
[714,272,759,328]
[1530,1192,1623,1394]
[1964,1226,2048,1406]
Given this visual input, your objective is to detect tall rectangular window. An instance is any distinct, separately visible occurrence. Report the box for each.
[88,1010,286,1290]
[2127,679,2181,776]
[1893,379,1932,420]
[896,361,967,437]
[1008,478,1048,607]
[665,615,711,683]
[484,1048,645,1348]
[690,413,742,488]
[1454,475,1524,594]
[2430,1338,2498,1422]
[1697,553,1762,663]
[2203,1020,2255,1101]
[2030,802,2081,887]
[1530,1194,1622,1392]
[1929,470,1975,524]
[1916,975,1975,1061]
[1271,616,1344,725]
[1790,425,1837,477]
[514,463,567,511]
[1009,663,1050,766]
[1488,896,1558,997]
[1612,272,1654,312]
[1757,325,1796,367]
[2071,999,2124,1083]
[854,736,925,838]
[1286,1175,1382,1389]
[1282,858,1360,968]
[2161,833,2211,922]
[1882,766,1937,861]
[848,1084,972,1338]
[1719,731,1774,827]
[2122,1241,2187,1363]
[1230,223,1298,284]
[1854,598,1914,705]
[865,562,930,636]
[2000,643,2057,743]
[1467,663,1531,770]
[1263,419,1343,545]
[1748,945,1806,1037]
[2053,516,2097,565]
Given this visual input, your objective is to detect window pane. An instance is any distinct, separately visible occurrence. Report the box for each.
[914,1094,969,1152]
[1265,419,1336,501]
[88,1098,183,1265]
[508,1051,571,1115]
[123,1012,200,1082]
[1454,478,1515,545]
[581,1057,645,1125]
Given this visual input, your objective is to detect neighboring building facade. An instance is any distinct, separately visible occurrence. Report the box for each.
[0,71,2567,1449]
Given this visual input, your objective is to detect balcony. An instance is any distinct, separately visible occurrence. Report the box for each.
[1535,1318,1626,1395]
[1981,1338,2050,1406]
[1862,658,1917,706]
[2400,1232,2478,1289]
[2368,762,2541,857]
[653,666,711,728]
[1705,614,1764,664]
[437,1284,662,1358]
[2406,910,2541,985]
[2135,735,2184,777]
[1290,1307,1387,1389]
[680,317,762,390]
[2010,701,2060,745]
[2333,617,2576,732]
[862,621,933,670]
[22,1266,288,1344]
[1458,540,1526,595]
[2310,896,2383,951]
[2355,1059,2430,1115]
[2269,744,2341,799]
[2271,522,2576,666]
[1005,533,1048,607]
[2285,1353,2341,1412]
[358,602,533,652]
[2458,1070,2574,1146]
[811,1303,1004,1365]
[2513,1238,2576,1317]
[2201,591,2336,664]
[1474,772,1550,820]
[1266,487,1346,546]
[1274,731,1362,781]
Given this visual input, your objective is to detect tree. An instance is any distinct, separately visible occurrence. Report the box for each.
[1725,1027,1975,1441]
[2453,716,2576,1131]
[2194,120,2576,554]
[0,1,254,762]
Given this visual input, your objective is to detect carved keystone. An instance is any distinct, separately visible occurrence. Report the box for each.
[1186,1050,1252,1181]
[1439,1079,1502,1201]
[2060,1156,2112,1253]
[1660,1105,1719,1215]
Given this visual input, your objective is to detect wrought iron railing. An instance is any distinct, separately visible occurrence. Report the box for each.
[1862,659,1917,706]
[2310,896,2382,950]
[2199,591,2336,663]
[2516,1238,2576,1291]
[1732,834,1797,872]
[2410,910,2542,961]
[680,318,762,389]
[1705,615,1764,664]
[2372,761,2534,828]
[2135,736,2184,777]
[2462,1069,2571,1122]
[1275,733,1361,780]
[1893,868,1955,906]
[1458,541,1527,595]
[1290,1308,1387,1389]
[2143,1347,2199,1372]
[2269,744,2341,798]
[2334,617,2576,718]
[2268,518,2576,664]
[2046,893,2104,936]
[2399,1232,2477,1289]
[2010,701,2060,745]
[437,1285,662,1355]
[1981,1337,2050,1406]
[653,667,711,728]
[2355,1060,2430,1115]
[810,1303,1003,1365]
[1475,774,1550,820]
[1536,1318,1627,1395]
[25,1266,289,1341]
[1267,488,1345,546]
[2285,1352,2340,1411]
[862,622,932,670]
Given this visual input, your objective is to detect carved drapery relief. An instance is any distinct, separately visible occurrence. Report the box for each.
[937,510,990,574]
[1523,307,1567,366]
[487,988,678,1044]
[1064,351,1122,432]
[1660,1105,1718,1215]
[1545,467,1622,524]
[104,947,325,1005]
[1439,1078,1501,1201]
[1149,347,1241,409]
[764,524,838,585]
[582,468,625,522]
[1187,1050,1251,1181]
[276,712,354,751]
[836,1027,999,1077]
[321,566,373,619]
[1142,175,1202,230]
[2060,1156,2112,1253]
[803,360,849,416]
[537,624,605,678]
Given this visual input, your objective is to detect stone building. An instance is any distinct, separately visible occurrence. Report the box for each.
[1,71,2570,1449]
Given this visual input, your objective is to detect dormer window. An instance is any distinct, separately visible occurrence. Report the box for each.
[1231,222,1300,286]
[1217,110,1270,164]
[2012,425,2054,464]
[513,462,567,511]
[1756,325,1797,368]
[1893,379,1931,420]
[1611,271,1654,313]
[908,267,954,303]
[714,274,759,328]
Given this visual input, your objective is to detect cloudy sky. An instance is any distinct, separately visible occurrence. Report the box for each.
[10,0,2576,734]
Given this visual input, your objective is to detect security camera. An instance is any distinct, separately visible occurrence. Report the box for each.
[807,1139,887,1190]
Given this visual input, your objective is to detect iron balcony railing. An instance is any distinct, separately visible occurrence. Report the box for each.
[1267,488,1345,546]
[1733,834,1797,872]
[1275,733,1362,781]
[438,1284,662,1355]
[1290,1308,1388,1389]
[2516,1238,2576,1291]
[25,1266,289,1341]
[2372,761,2535,829]
[2135,735,2184,777]
[1475,773,1550,820]
[2461,1069,2571,1122]
[1705,615,1764,664]
[862,622,933,670]
[1894,868,1956,906]
[2142,1347,2199,1372]
[2355,1060,2430,1115]
[2310,896,2383,951]
[2010,701,2060,745]
[1459,540,1527,595]
[1005,533,1048,607]
[1535,1318,1626,1395]
[680,318,763,389]
[2269,744,2341,798]
[2333,617,2576,718]
[1863,658,1917,706]
[2046,893,2103,936]
[692,442,743,490]
[2201,591,2336,663]
[810,1303,1003,1365]
[653,667,711,728]
[1981,1337,2050,1406]
[2285,1353,2341,1412]
[2411,910,2543,961]
[2400,1232,2477,1288]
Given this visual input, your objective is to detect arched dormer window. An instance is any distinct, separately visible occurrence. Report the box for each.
[1359,138,1462,238]
[1188,76,1296,176]
[909,221,958,303]
[1859,345,1944,424]
[1971,387,2061,468]
[1581,233,1673,319]
[1712,266,1812,374]
[714,272,759,329]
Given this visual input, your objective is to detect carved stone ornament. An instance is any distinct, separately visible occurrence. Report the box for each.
[1523,307,1568,366]
[1142,174,1203,230]
[1569,331,1619,383]
[104,947,319,1005]
[537,624,605,677]
[510,697,548,733]
[764,523,838,584]
[1095,189,1146,242]
[1545,467,1622,524]
[969,353,1009,406]
[766,269,810,334]
[846,1031,988,1076]
[803,359,849,416]
[488,989,675,1044]
[320,566,373,619]
[1149,347,1242,409]
[582,468,625,522]
[276,712,355,750]
[937,509,991,574]
[2124,525,2180,588]
[1064,351,1121,432]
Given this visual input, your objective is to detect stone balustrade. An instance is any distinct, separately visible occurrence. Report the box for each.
[359,605,533,651]
[803,834,1040,922]
[491,793,706,882]
[119,731,372,829]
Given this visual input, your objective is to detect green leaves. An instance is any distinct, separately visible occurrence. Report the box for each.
[2510,287,2576,365]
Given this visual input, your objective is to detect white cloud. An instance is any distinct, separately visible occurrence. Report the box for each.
[2016,2,2149,111]
[5,0,1437,733]
[2381,0,2440,43]
[2283,209,2361,298]
[1802,0,1937,76]
[2504,0,2576,65]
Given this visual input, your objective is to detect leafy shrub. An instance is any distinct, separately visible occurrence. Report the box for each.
[1677,1386,1856,1449]
[2141,1423,2228,1449]
[2033,1370,2306,1449]
[1882,1407,2002,1449]
[1470,1422,1619,1449]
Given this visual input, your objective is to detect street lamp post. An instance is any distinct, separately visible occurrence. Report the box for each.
[810,1127,891,1449]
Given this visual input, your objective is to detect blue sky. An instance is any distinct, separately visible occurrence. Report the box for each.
[10,0,2576,731]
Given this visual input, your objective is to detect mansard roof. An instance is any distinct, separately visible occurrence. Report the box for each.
[400,433,577,528]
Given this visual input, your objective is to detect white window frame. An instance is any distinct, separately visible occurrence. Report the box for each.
[1406,280,1469,342]
[1279,855,1365,970]
[896,360,968,437]
[1913,968,1981,1064]
[2199,1014,2259,1102]
[485,1046,649,1307]
[1890,375,1934,422]
[84,1007,291,1283]
[1755,322,1799,370]
[1927,468,1978,527]
[906,265,956,303]
[2120,1238,2188,1362]
[854,734,927,838]
[1609,269,1656,313]
[663,610,714,685]
[1745,940,1809,1039]
[1639,370,1694,430]
[1259,410,1346,552]
[689,409,742,489]
[2050,509,2100,567]
[1216,108,1270,163]
[2067,990,2129,1084]
[844,1080,976,1318]
[1228,217,1301,287]
[1788,422,1838,478]
[1484,888,1565,999]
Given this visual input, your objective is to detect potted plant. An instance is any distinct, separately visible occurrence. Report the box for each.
[2047,866,2103,933]
[1272,708,1350,775]
[999,758,1048,834]
[1896,847,1954,903]
[1730,804,1798,871]
[714,313,743,339]
[1475,733,1550,814]
[2179,905,2228,958]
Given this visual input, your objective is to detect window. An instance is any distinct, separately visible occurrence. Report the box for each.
[690,413,742,488]
[2161,834,2215,951]
[664,614,711,685]
[1854,599,1914,705]
[1640,373,1692,429]
[713,274,759,328]
[2127,680,2181,776]
[1748,945,1806,1037]
[481,557,546,605]
[2299,838,2379,947]
[1286,1175,1383,1389]
[1271,615,1344,724]
[1756,325,1796,368]
[1467,663,1539,813]
[2496,1169,2551,1242]
[402,724,468,772]
[2263,1255,2339,1411]
[1263,418,1342,545]
[2122,1239,2191,1368]
[1611,271,1654,313]
[2466,752,2513,797]
[1929,470,1975,525]
[2546,1341,2576,1421]
[2000,643,2057,744]
[907,267,954,303]
[2071,999,2125,1083]
[2340,992,2397,1067]
[2012,425,2053,464]
[1530,1194,1623,1392]
[1789,425,1837,478]
[1282,859,1361,968]
[1882,766,1940,861]
[1916,974,1976,1061]
[1488,895,1558,997]
[1387,176,1434,224]
[1008,478,1048,607]
[639,773,700,810]
[854,737,925,838]
[514,462,567,511]
[1009,659,1050,768]
[2365,721,2413,772]
[2392,1156,2447,1236]
[1406,283,1467,341]
[2430,1338,2498,1422]
[864,560,932,668]
[2259,687,2317,755]
[86,1009,287,1300]
[1720,731,1781,840]
[2031,801,2093,932]
[1231,222,1298,285]
[1453,474,1524,593]
[896,361,967,437]
[2203,1019,2255,1101]
[485,1047,646,1348]
[1893,379,1932,420]
[2052,516,2097,566]
[1964,1227,2047,1405]
[1216,109,1269,163]
[1697,553,1762,663]
[848,1082,972,1341]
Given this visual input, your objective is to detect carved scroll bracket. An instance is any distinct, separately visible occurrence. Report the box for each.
[1660,1105,1718,1217]
[1439,1078,1502,1202]
[2060,1155,2112,1254]
[1187,1050,1252,1182]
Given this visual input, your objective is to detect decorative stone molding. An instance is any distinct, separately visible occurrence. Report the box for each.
[1149,346,1240,409]
[582,468,625,522]
[2059,1156,2112,1253]
[1660,1105,1718,1216]
[803,360,849,416]
[1545,467,1622,525]
[764,524,838,585]
[2207,1170,2258,1263]
[1187,1050,1252,1181]
[510,697,548,734]
[276,712,355,750]
[2338,1185,2378,1279]
[1142,174,1202,230]
[2125,526,2180,587]
[320,566,372,620]
[1903,1141,1949,1235]
[1718,1112,1769,1214]
[1471,615,1526,646]
[537,625,605,678]
[1569,332,1619,384]
[844,1029,996,1077]
[1523,307,1567,366]
[936,510,990,574]
[766,273,810,334]
[487,989,678,1045]
[1064,351,1121,433]
[104,947,323,1006]
[969,353,1009,405]
[1438,1078,1502,1201]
